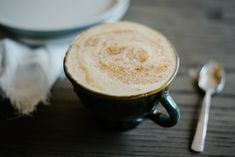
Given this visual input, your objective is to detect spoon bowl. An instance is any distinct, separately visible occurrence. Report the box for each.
[198,62,225,94]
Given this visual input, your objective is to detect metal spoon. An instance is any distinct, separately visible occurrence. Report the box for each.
[191,61,225,152]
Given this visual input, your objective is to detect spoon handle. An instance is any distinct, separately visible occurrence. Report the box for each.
[191,91,212,152]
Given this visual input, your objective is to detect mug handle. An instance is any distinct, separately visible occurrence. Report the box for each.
[146,90,180,127]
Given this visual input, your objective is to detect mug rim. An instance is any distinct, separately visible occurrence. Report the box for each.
[64,43,180,100]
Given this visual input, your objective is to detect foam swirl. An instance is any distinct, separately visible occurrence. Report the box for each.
[65,22,177,96]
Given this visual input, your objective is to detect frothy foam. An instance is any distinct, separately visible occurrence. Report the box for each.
[65,22,177,96]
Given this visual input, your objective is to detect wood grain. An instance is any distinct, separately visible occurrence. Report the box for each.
[0,0,235,156]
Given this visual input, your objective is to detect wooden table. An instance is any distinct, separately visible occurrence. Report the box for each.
[0,0,235,156]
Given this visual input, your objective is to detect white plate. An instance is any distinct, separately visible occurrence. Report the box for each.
[0,0,129,37]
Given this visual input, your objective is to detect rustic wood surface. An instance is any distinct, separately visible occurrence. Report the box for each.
[0,0,235,156]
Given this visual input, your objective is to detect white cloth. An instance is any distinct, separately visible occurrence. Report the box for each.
[0,39,68,114]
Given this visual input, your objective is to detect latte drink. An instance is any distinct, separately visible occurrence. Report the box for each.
[65,22,177,96]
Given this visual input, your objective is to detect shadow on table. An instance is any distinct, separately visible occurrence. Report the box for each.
[187,92,204,152]
[0,99,127,156]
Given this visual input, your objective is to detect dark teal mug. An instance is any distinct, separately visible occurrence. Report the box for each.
[64,49,180,131]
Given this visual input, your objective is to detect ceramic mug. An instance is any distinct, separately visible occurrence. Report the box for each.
[64,49,180,131]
